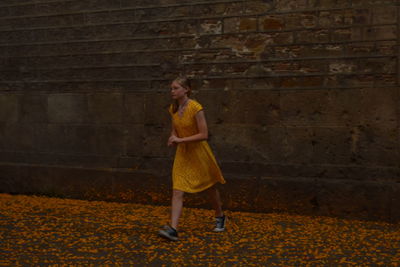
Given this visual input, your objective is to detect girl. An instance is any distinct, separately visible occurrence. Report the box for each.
[158,76,226,241]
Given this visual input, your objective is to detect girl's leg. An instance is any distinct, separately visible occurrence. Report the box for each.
[171,189,184,230]
[206,185,223,217]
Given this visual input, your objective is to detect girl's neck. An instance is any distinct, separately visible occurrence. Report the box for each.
[178,96,189,106]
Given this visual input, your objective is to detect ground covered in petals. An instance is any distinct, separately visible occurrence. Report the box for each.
[0,193,399,266]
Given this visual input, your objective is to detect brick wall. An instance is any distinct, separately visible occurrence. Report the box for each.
[0,0,399,221]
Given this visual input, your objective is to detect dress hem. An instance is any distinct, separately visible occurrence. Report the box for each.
[173,180,225,194]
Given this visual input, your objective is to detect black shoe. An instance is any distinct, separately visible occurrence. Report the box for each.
[158,225,179,241]
[213,215,226,232]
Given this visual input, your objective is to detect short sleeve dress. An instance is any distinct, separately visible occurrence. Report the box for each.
[169,99,226,193]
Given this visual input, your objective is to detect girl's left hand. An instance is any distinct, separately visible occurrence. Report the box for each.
[169,135,183,144]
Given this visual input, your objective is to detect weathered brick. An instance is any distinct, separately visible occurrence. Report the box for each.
[224,17,258,33]
[329,61,356,74]
[243,1,273,14]
[331,29,352,42]
[352,8,371,24]
[318,11,331,28]
[358,58,396,74]
[378,74,397,86]
[365,25,397,40]
[199,19,222,34]
[260,15,285,31]
[371,6,397,24]
[346,42,375,55]
[280,76,324,88]
[296,30,330,43]
[239,17,258,32]
[351,74,377,87]
[270,32,294,45]
[319,10,355,27]
[285,13,318,30]
[297,60,326,73]
[229,78,275,90]
[275,0,308,11]
[376,41,397,55]
[192,2,243,17]
[316,0,351,8]
[244,34,272,54]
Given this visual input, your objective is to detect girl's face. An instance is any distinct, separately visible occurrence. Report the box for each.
[170,81,189,100]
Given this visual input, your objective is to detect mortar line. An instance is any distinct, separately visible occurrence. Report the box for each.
[0,34,397,49]
[0,2,397,21]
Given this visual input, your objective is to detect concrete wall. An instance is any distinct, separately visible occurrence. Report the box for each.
[0,0,399,222]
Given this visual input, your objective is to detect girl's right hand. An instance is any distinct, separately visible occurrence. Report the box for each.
[167,136,177,147]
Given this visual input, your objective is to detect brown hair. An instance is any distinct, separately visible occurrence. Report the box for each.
[171,76,192,113]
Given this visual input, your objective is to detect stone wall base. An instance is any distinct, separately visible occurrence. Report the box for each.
[0,163,398,223]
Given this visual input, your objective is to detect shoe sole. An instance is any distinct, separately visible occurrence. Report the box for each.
[158,230,178,241]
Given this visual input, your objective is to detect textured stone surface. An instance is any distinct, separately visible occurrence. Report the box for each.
[0,94,19,123]
[48,94,88,123]
[0,0,398,221]
[19,94,48,123]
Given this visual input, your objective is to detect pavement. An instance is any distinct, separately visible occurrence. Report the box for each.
[0,193,399,266]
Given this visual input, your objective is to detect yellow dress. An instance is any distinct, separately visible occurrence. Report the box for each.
[169,99,226,193]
